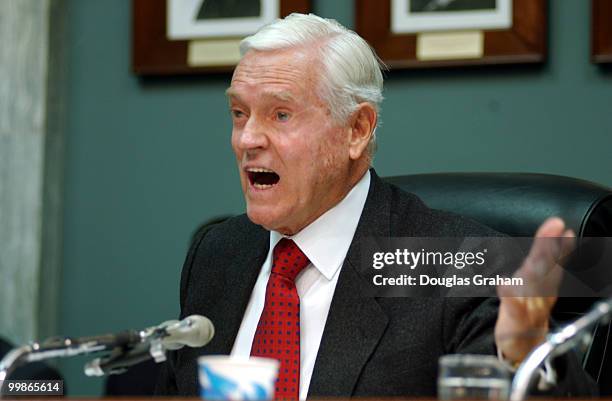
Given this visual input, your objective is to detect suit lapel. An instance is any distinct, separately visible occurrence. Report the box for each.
[204,225,270,356]
[308,170,392,397]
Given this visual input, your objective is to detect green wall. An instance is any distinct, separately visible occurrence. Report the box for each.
[59,0,612,395]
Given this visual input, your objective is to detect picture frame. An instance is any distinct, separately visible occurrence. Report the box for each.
[355,0,547,68]
[132,0,310,75]
[167,0,279,39]
[391,0,512,34]
[592,0,612,63]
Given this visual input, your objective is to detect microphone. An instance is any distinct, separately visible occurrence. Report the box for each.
[0,315,215,381]
[510,298,612,400]
[84,315,215,376]
[160,315,215,350]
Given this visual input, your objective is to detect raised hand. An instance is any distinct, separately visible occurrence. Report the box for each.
[494,217,575,364]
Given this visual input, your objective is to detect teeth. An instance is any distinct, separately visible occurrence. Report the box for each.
[253,183,274,189]
[246,167,275,173]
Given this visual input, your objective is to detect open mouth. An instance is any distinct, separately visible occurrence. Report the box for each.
[246,167,280,189]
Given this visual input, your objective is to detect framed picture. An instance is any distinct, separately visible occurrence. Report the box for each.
[592,0,612,63]
[167,0,279,39]
[391,0,512,33]
[132,0,310,75]
[356,0,547,68]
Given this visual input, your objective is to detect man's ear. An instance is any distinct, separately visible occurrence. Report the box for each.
[348,102,377,160]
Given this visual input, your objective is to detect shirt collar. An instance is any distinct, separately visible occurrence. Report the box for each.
[269,170,371,281]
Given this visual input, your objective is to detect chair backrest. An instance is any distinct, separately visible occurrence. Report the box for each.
[384,172,612,392]
[384,172,612,237]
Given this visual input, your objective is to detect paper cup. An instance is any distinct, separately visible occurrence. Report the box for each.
[198,356,279,400]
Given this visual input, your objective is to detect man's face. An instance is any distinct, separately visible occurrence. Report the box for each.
[228,47,354,235]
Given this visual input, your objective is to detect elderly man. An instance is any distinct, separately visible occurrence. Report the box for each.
[156,13,592,399]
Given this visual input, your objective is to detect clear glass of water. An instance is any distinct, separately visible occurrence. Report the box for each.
[438,354,511,400]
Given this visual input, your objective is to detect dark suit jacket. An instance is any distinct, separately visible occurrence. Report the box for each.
[156,170,595,397]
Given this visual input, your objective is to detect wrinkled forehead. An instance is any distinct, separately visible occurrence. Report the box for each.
[225,87,297,106]
[228,47,323,96]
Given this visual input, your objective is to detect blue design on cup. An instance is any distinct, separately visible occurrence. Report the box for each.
[200,365,270,400]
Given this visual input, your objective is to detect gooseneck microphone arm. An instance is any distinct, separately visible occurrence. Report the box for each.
[510,298,612,401]
[0,346,32,382]
[0,315,214,384]
[0,330,143,381]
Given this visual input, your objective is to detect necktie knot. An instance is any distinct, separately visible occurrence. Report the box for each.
[272,238,310,282]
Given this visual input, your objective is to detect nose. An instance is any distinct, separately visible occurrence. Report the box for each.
[235,115,268,151]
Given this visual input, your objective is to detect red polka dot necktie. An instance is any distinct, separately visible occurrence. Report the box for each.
[250,238,310,400]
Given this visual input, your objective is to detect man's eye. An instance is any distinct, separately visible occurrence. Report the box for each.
[231,109,245,118]
[276,111,290,122]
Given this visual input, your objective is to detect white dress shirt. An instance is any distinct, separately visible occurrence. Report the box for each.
[231,171,371,400]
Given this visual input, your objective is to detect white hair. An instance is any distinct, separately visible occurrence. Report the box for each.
[239,13,385,155]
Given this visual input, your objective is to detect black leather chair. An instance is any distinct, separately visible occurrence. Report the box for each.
[384,173,612,239]
[385,172,612,394]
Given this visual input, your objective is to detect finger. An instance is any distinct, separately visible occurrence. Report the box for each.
[525,296,556,318]
[520,218,568,280]
[498,293,554,321]
[560,229,576,259]
[530,217,566,263]
[528,225,574,283]
[535,217,566,238]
